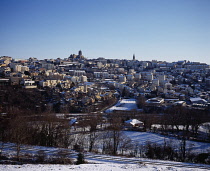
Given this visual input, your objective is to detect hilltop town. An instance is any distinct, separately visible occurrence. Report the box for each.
[1,51,210,165]
[0,51,210,114]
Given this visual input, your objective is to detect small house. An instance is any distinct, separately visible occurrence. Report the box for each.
[124,119,144,129]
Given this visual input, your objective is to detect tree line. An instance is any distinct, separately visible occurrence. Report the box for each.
[1,87,210,164]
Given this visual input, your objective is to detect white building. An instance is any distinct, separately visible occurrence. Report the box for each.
[142,61,148,67]
[164,82,173,90]
[94,72,101,78]
[146,73,153,82]
[134,73,141,79]
[42,63,54,70]
[119,75,126,83]
[21,79,37,88]
[128,69,135,74]
[69,70,86,76]
[97,62,103,69]
[40,79,59,87]
[79,75,87,82]
[10,63,22,72]
[152,79,159,86]
[124,119,144,128]
[127,74,134,81]
[206,78,210,86]
[145,98,164,106]
[118,68,125,73]
[71,76,79,83]
[21,66,29,72]
[157,73,166,85]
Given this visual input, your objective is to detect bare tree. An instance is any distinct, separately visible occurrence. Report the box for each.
[106,118,124,155]
[179,137,186,162]
[118,134,132,155]
[9,115,30,161]
[88,131,99,152]
[0,116,9,157]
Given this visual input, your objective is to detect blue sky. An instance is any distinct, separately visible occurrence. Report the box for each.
[1,0,210,64]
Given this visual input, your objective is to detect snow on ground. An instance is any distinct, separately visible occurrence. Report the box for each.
[0,163,206,171]
[124,131,210,154]
[199,122,210,134]
[151,123,210,135]
[1,133,210,171]
[105,99,138,113]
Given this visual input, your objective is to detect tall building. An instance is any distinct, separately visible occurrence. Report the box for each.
[78,50,82,56]
[133,54,135,61]
[69,50,85,61]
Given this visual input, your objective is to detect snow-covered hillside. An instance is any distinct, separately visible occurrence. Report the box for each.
[0,163,208,171]
[124,131,210,154]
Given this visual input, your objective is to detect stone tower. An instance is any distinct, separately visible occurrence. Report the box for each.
[133,54,135,61]
[79,50,82,56]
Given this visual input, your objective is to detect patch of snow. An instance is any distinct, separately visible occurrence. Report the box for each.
[0,163,205,171]
[124,131,210,154]
[125,119,143,124]
[105,99,138,113]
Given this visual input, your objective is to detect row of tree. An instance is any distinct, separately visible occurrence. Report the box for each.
[1,105,210,164]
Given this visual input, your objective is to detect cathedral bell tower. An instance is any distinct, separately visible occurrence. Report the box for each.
[133,54,135,61]
[79,50,82,56]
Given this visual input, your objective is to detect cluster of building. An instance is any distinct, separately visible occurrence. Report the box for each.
[1,50,210,112]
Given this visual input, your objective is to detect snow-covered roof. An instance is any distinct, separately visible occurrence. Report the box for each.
[69,118,77,125]
[125,119,143,126]
[146,98,164,104]
[174,101,186,104]
[190,97,207,104]
[105,99,138,113]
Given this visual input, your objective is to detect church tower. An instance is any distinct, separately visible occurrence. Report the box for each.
[78,50,82,56]
[133,54,135,61]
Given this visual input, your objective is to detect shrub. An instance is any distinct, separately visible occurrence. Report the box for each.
[76,152,85,165]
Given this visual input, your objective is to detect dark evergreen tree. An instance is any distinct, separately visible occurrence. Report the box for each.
[76,152,85,165]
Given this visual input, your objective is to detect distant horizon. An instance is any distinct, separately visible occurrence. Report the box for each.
[3,52,210,65]
[1,0,210,64]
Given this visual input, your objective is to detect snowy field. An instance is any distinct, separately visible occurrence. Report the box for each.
[0,163,208,171]
[1,132,210,160]
[1,98,210,170]
[124,131,210,154]
[105,99,138,113]
[1,131,210,171]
